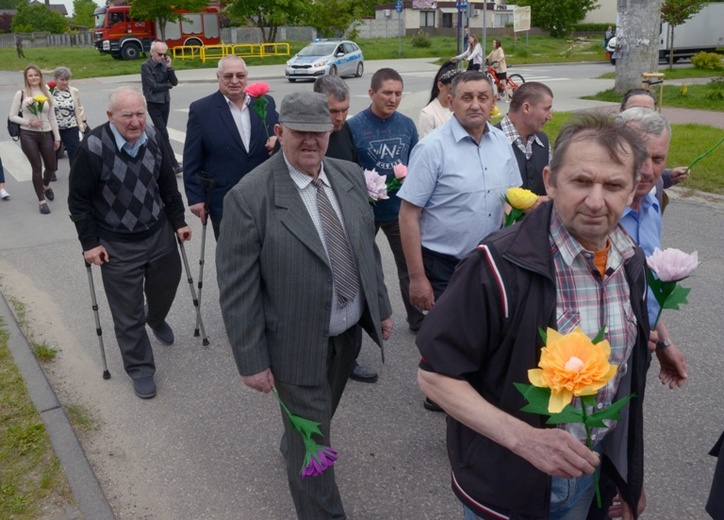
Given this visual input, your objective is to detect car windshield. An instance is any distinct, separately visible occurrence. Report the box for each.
[298,43,338,57]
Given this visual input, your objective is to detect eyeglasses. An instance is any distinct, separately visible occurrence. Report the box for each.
[221,73,247,81]
[154,51,167,57]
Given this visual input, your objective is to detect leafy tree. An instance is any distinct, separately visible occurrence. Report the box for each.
[0,12,12,32]
[0,0,23,8]
[11,2,69,33]
[73,0,99,29]
[515,0,598,37]
[128,0,209,41]
[660,0,706,70]
[304,0,362,38]
[228,0,309,42]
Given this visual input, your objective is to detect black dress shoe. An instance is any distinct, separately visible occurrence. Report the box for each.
[44,188,54,201]
[349,362,378,383]
[50,173,57,182]
[149,321,174,345]
[133,376,156,399]
[424,397,444,412]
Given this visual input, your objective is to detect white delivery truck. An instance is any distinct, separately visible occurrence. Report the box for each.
[606,2,724,65]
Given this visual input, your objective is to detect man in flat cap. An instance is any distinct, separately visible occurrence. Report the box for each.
[217,91,393,519]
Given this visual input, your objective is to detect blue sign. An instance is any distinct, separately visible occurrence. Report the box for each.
[395,0,403,13]
[456,0,468,9]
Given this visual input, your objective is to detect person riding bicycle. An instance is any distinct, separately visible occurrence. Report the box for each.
[452,35,483,71]
[486,39,509,102]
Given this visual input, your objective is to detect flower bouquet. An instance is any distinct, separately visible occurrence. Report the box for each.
[515,326,633,508]
[24,94,48,117]
[646,247,699,327]
[364,168,389,203]
[502,186,538,227]
[272,388,338,478]
[243,82,271,139]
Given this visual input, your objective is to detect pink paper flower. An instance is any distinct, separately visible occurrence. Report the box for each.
[393,163,407,180]
[647,248,699,282]
[364,168,389,201]
[243,82,270,98]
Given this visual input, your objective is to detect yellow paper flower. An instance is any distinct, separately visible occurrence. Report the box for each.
[33,94,48,104]
[528,327,617,413]
[505,187,538,211]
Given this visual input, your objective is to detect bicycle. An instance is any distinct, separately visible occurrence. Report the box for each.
[484,60,525,100]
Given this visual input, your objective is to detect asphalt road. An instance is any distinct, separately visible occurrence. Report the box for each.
[0,59,721,519]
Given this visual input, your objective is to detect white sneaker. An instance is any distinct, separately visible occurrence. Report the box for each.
[0,189,9,200]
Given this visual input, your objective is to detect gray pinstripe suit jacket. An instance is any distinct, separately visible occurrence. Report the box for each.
[217,152,392,386]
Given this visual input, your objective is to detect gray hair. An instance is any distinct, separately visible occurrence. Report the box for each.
[108,86,146,112]
[550,113,647,185]
[53,66,72,81]
[151,40,168,53]
[617,107,671,138]
[313,75,350,102]
[217,55,247,75]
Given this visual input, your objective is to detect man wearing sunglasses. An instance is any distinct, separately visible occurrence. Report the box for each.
[141,40,183,175]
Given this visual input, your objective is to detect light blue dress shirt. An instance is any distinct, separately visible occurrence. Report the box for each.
[398,116,521,260]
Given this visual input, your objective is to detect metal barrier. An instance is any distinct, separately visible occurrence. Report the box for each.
[171,42,290,63]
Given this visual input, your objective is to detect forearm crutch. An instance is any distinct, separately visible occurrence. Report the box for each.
[194,174,216,337]
[178,233,209,346]
[84,254,111,380]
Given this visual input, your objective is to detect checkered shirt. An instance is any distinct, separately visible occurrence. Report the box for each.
[549,210,638,445]
[500,115,553,163]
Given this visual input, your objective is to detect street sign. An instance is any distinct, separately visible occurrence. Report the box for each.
[395,0,403,13]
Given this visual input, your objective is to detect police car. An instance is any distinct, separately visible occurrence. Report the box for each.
[285,39,364,82]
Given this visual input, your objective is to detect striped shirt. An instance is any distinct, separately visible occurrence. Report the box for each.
[549,210,638,444]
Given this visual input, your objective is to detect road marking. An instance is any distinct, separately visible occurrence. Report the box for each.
[0,141,32,182]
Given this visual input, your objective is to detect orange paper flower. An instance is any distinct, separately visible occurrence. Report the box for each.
[528,327,618,413]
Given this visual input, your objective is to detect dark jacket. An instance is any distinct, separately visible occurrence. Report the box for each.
[141,58,178,104]
[708,431,724,519]
[183,90,278,224]
[418,201,651,519]
[494,122,550,196]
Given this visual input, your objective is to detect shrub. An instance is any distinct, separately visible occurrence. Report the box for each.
[574,23,615,33]
[410,30,432,48]
[691,52,724,71]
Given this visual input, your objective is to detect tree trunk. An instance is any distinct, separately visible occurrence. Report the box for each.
[614,0,661,94]
[668,26,675,70]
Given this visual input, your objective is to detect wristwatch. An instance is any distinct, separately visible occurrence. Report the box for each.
[656,338,672,350]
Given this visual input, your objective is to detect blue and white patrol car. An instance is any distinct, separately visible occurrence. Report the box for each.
[285,39,364,82]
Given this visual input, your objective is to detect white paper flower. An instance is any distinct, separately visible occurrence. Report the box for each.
[646,247,699,282]
[363,168,389,201]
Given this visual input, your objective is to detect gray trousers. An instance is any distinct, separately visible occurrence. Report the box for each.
[100,220,181,379]
[275,325,359,520]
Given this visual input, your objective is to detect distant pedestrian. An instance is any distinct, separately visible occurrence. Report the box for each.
[51,66,88,167]
[15,34,25,58]
[0,156,10,200]
[141,41,182,174]
[453,35,483,71]
[604,25,614,47]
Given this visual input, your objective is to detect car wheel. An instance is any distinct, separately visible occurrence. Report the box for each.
[355,62,364,77]
[328,65,337,76]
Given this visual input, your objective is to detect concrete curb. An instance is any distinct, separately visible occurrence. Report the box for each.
[1,292,115,520]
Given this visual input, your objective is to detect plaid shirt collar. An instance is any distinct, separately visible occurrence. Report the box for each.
[500,114,544,159]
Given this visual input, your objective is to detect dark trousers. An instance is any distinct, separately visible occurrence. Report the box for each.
[147,101,179,167]
[422,247,461,300]
[0,156,5,184]
[375,220,425,329]
[58,127,81,164]
[99,221,181,379]
[19,129,56,201]
[275,326,358,520]
[708,431,724,519]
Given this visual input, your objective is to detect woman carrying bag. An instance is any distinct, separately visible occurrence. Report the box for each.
[9,64,60,215]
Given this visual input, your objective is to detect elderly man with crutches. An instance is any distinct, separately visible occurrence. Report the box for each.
[69,86,191,400]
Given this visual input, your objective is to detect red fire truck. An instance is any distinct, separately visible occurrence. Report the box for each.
[93,4,221,60]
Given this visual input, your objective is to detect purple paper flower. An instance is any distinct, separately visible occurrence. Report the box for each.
[301,443,338,478]
[363,168,389,201]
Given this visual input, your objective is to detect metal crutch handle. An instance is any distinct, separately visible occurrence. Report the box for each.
[178,233,210,346]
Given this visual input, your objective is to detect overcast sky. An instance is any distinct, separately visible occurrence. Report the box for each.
[59,0,102,18]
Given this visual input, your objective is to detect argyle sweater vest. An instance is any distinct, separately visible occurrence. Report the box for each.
[84,125,166,239]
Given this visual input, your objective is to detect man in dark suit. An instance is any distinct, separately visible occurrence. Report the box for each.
[217,92,393,519]
[183,55,278,238]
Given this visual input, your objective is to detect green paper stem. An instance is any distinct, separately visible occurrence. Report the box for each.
[688,136,724,171]
[581,403,602,509]
[271,387,292,418]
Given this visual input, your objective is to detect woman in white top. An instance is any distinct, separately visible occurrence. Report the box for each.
[418,65,462,138]
[9,65,60,214]
[486,39,509,101]
[453,35,483,71]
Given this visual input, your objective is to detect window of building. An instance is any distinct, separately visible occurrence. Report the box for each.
[442,13,453,28]
[420,11,435,27]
